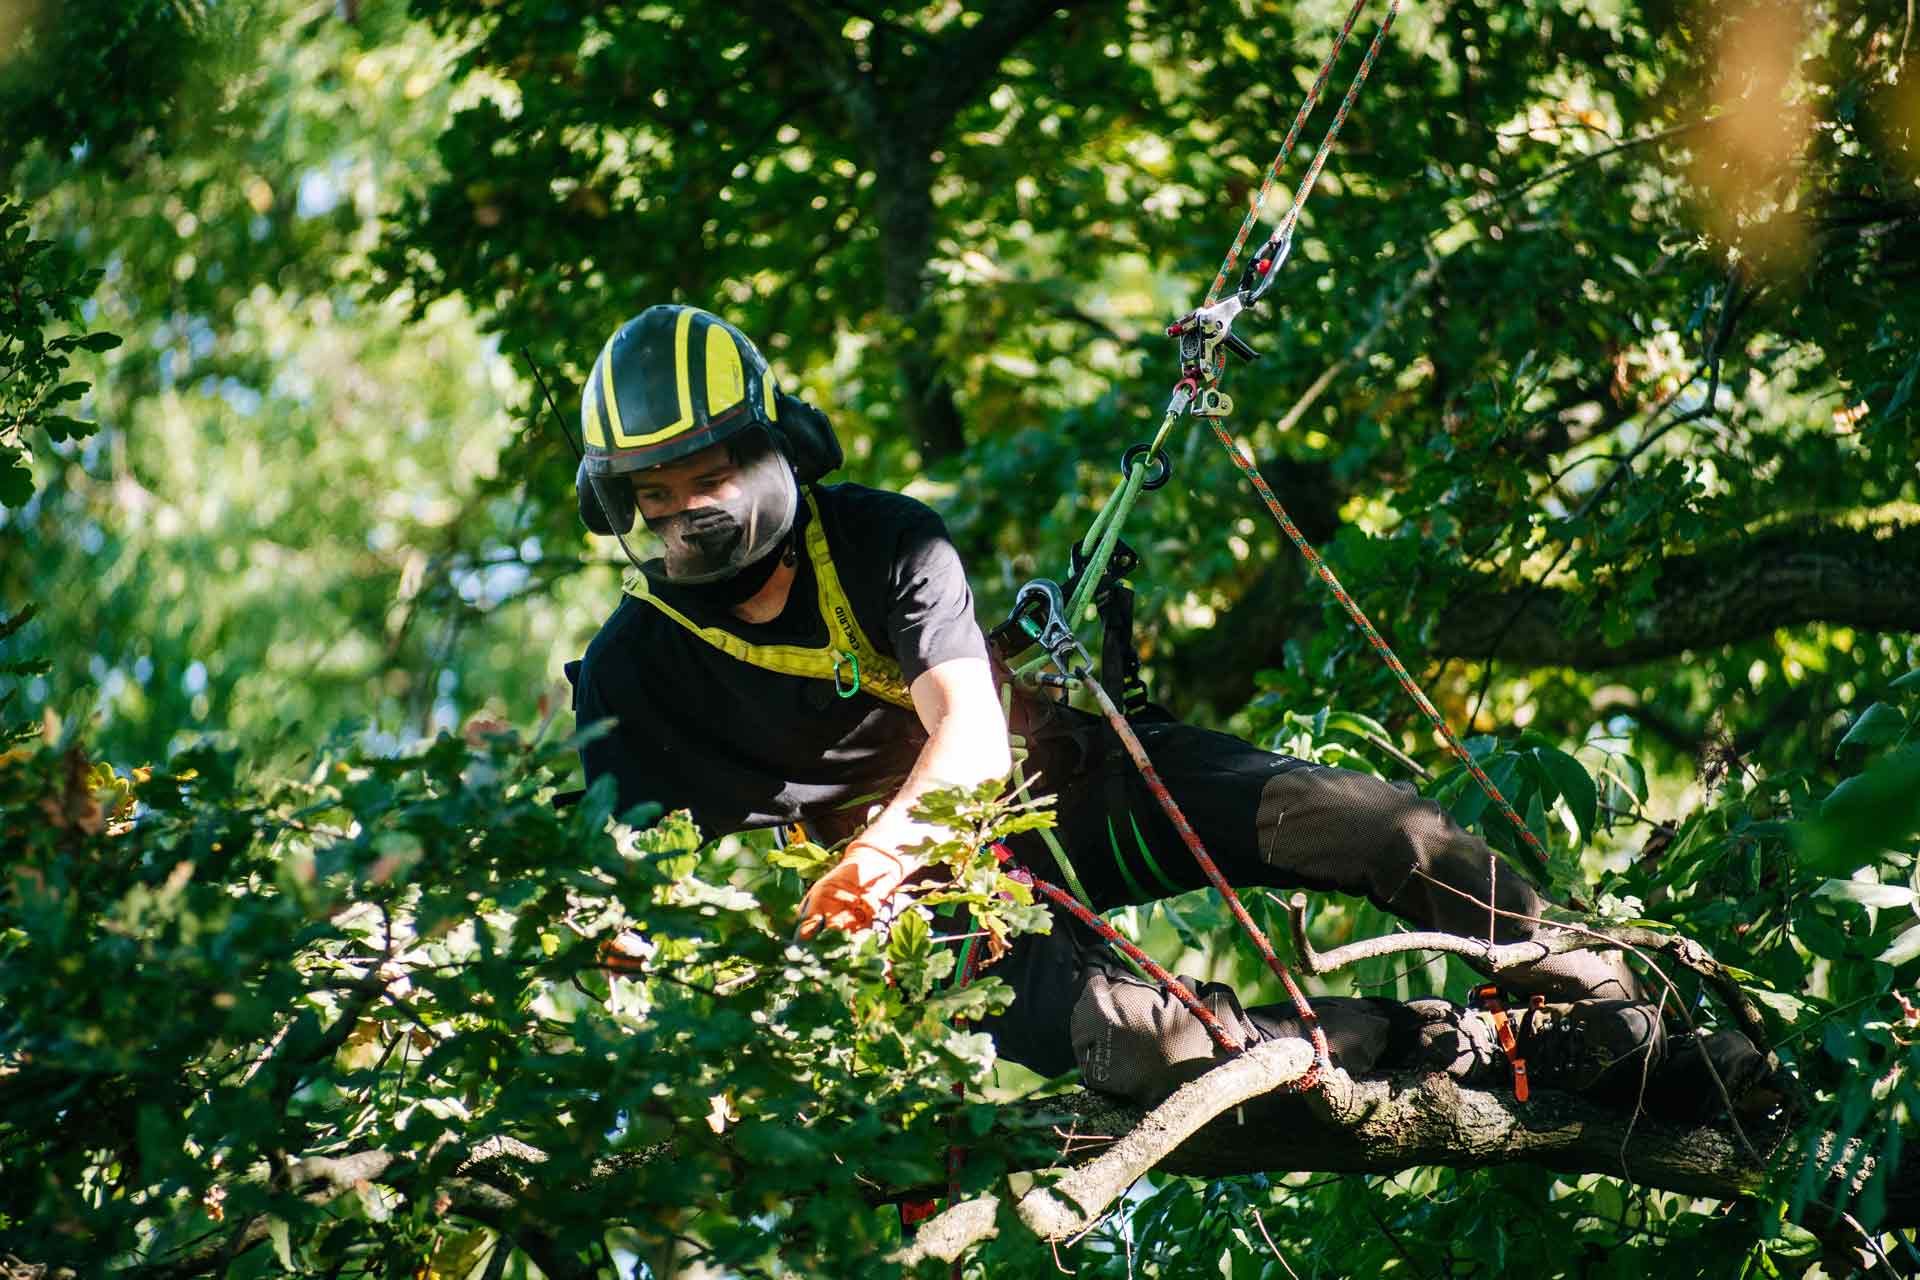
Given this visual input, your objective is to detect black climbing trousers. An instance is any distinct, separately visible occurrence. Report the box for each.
[979,709,1642,1099]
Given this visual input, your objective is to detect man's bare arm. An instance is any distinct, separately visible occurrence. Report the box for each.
[858,656,1012,860]
[797,656,1010,935]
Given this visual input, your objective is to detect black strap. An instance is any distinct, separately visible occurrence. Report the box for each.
[1098,581,1150,717]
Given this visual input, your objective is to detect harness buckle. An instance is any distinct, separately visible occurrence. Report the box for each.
[1471,984,1530,1103]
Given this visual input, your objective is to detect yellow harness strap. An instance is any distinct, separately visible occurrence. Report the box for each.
[622,489,916,710]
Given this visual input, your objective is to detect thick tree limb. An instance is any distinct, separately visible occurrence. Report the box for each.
[1432,522,1920,669]
[899,1052,1920,1266]
[894,1039,1316,1266]
[1013,1070,1793,1200]
[1177,520,1920,712]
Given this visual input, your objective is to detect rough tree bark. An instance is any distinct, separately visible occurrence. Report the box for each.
[1169,519,1920,714]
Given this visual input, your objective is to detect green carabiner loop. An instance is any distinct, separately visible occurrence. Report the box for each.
[832,648,861,698]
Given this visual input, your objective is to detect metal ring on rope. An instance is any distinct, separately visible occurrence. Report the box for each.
[1121,443,1172,491]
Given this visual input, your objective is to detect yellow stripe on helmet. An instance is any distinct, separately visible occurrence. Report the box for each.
[705,318,745,418]
[581,338,611,449]
[607,308,698,449]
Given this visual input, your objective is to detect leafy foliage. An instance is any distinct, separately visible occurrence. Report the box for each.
[0,725,1055,1276]
[0,199,118,507]
[0,197,120,741]
[5,0,1920,1273]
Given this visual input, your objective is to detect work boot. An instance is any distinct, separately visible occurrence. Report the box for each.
[1644,1027,1787,1125]
[1409,993,1787,1122]
[1458,996,1666,1098]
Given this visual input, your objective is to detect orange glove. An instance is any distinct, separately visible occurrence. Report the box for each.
[797,842,912,939]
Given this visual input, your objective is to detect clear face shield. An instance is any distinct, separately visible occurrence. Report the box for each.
[589,428,800,586]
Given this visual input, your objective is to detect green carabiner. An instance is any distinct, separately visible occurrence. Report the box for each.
[832,648,861,698]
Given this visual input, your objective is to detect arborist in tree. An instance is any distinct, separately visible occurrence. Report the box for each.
[568,303,1773,1120]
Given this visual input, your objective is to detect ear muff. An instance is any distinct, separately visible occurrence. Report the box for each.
[771,391,844,484]
[576,459,636,535]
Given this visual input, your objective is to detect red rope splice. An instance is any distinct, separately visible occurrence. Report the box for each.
[1075,678,1332,1084]
[1204,420,1552,875]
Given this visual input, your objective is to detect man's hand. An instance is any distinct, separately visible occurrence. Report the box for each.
[795,658,1005,940]
[796,842,915,939]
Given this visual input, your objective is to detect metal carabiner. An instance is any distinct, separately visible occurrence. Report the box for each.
[832,648,862,698]
[1007,578,1091,676]
[1240,224,1296,305]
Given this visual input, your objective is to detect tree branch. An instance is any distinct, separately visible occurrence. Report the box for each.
[1283,892,1771,1054]
[914,0,1087,130]
[894,1038,1316,1266]
[1008,1069,1795,1202]
[1432,521,1920,669]
[1177,517,1920,715]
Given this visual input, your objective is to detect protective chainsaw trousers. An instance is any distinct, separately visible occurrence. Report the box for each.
[982,713,1643,1096]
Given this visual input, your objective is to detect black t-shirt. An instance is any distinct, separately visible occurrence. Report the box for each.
[574,483,991,837]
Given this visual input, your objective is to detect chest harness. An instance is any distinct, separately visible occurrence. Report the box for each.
[621,488,915,712]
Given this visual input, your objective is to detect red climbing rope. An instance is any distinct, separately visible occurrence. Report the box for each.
[1176,0,1549,876]
[1006,579,1330,1082]
[993,849,1248,1058]
[1204,421,1552,876]
[1206,0,1403,310]
[1202,0,1373,307]
[1075,678,1330,1081]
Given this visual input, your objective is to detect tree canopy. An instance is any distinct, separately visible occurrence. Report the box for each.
[3,0,1919,1275]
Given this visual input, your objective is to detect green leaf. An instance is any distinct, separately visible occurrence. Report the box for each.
[1891,668,1920,694]
[1814,879,1915,910]
[1793,912,1855,960]
[0,453,32,507]
[1795,748,1920,877]
[765,839,837,878]
[1533,747,1597,843]
[1841,703,1909,749]
[1324,710,1391,741]
[1607,754,1649,805]
[1886,351,1920,419]
[888,907,931,964]
[1450,752,1517,829]
[1524,788,1550,851]
[1745,986,1810,1025]
[40,414,95,443]
[75,330,122,352]
[269,1217,294,1270]
[1878,923,1920,968]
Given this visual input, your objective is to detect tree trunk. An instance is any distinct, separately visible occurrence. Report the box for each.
[871,131,965,461]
